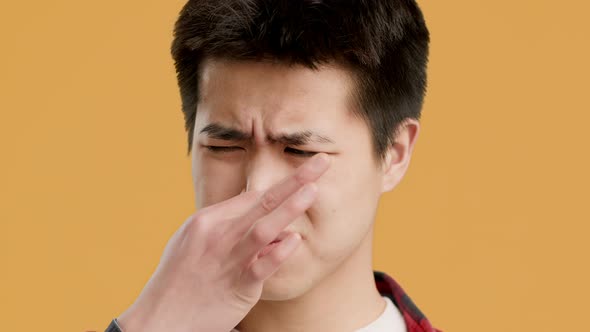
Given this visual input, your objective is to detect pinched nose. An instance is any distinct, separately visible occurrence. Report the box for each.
[243,153,291,194]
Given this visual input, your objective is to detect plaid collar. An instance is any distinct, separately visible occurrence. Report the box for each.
[374,270,442,332]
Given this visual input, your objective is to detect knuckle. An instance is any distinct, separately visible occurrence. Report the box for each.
[192,211,210,226]
[185,218,206,236]
[244,189,263,200]
[187,219,203,235]
[186,212,221,240]
[285,196,306,214]
[260,191,279,212]
[293,170,308,185]
[250,225,271,245]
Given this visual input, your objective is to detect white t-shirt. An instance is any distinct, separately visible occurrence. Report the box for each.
[231,296,407,332]
[356,296,406,332]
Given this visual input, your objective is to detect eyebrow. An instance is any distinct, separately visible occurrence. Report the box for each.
[199,122,334,145]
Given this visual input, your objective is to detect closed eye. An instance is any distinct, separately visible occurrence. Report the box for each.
[284,147,318,157]
[205,146,243,153]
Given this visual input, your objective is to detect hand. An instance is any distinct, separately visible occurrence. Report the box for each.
[117,153,331,332]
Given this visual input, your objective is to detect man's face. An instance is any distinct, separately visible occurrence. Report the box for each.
[192,58,387,300]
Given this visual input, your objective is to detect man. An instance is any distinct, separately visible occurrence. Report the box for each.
[106,0,439,331]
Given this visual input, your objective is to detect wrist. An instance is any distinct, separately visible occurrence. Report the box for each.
[117,304,150,332]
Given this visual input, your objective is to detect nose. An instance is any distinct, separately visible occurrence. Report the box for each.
[244,151,290,194]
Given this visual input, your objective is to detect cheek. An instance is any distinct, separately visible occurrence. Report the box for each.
[306,161,381,258]
[193,155,246,208]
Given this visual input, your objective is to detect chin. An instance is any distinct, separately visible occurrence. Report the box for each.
[258,248,315,301]
[259,279,302,301]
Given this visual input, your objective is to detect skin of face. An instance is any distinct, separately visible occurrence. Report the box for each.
[191,57,419,305]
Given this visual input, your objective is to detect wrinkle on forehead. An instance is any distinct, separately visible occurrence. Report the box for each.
[199,121,335,147]
[196,57,357,144]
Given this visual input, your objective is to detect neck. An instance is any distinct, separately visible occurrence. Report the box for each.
[235,227,385,332]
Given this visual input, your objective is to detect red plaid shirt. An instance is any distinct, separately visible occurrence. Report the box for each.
[107,270,441,332]
[374,270,441,332]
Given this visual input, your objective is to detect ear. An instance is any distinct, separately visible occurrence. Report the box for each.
[380,119,420,193]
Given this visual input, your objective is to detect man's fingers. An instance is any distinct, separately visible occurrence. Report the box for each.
[230,153,330,238]
[231,182,317,266]
[192,190,261,226]
[179,190,262,248]
[238,232,302,286]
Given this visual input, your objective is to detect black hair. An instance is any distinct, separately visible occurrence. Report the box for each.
[171,0,430,161]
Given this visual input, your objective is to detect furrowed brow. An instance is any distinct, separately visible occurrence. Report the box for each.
[270,131,334,146]
[199,123,251,141]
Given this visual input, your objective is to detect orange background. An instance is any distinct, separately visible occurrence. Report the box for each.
[1,1,588,331]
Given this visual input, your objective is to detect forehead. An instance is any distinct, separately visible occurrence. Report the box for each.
[196,58,358,126]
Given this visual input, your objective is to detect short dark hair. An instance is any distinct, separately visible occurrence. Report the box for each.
[171,0,430,161]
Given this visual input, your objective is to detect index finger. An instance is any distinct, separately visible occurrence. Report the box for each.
[231,152,330,236]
